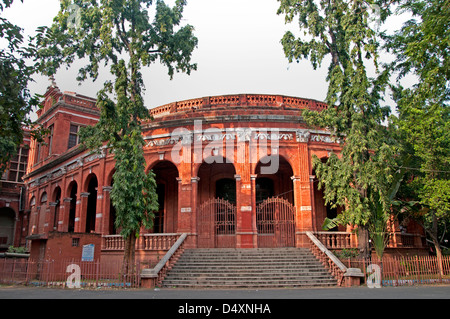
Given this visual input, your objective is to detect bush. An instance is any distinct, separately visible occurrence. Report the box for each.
[7,246,28,254]
[334,248,359,259]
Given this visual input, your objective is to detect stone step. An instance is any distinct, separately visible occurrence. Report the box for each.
[160,248,337,289]
[162,278,337,288]
[166,269,330,276]
[165,273,334,281]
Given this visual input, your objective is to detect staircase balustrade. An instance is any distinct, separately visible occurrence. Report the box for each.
[306,231,364,287]
[102,233,180,251]
[140,233,188,288]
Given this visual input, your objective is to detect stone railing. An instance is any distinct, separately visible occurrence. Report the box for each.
[313,231,357,249]
[314,231,425,250]
[149,94,327,118]
[306,231,364,287]
[140,233,188,288]
[102,233,180,251]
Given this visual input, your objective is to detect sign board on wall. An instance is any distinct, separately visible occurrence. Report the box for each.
[82,244,95,262]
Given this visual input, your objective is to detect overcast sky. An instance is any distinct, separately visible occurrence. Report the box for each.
[3,0,410,116]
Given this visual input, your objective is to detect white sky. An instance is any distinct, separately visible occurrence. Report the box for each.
[2,0,411,116]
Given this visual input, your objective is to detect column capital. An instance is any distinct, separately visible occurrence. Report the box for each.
[191,177,200,183]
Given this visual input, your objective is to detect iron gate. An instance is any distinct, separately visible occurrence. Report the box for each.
[256,197,296,247]
[197,198,236,248]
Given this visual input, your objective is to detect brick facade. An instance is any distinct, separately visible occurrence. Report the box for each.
[0,130,30,251]
[15,83,425,261]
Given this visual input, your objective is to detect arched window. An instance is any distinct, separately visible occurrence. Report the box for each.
[255,177,274,203]
[215,178,236,203]
[0,208,16,248]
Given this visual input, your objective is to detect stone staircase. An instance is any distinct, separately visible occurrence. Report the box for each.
[160,248,337,289]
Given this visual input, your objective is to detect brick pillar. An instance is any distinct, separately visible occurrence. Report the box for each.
[292,141,314,248]
[250,174,258,247]
[30,206,38,235]
[76,192,89,233]
[190,177,199,248]
[48,202,58,231]
[102,186,112,235]
[60,198,72,232]
[95,184,104,234]
[236,174,254,248]
[177,177,192,234]
[292,175,314,248]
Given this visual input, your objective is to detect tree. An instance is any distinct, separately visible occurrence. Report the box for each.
[277,0,398,259]
[35,0,198,272]
[385,0,449,273]
[0,0,44,177]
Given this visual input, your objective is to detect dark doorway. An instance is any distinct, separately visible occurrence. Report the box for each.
[86,175,98,233]
[68,182,77,232]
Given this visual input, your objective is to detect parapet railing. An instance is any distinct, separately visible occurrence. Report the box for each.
[306,231,364,287]
[140,233,188,288]
[102,233,180,251]
[313,231,357,249]
[149,94,328,118]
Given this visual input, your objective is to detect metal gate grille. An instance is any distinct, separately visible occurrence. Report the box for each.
[197,198,236,248]
[256,197,296,248]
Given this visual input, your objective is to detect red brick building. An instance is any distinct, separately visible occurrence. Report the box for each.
[0,129,30,252]
[19,82,426,262]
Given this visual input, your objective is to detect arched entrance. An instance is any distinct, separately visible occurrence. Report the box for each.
[52,187,61,231]
[0,207,16,250]
[256,197,295,247]
[150,161,179,234]
[255,156,296,247]
[67,181,77,233]
[85,174,98,233]
[197,159,237,248]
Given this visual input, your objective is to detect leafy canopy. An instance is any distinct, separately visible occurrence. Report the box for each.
[0,0,44,176]
[35,0,198,239]
[278,0,398,230]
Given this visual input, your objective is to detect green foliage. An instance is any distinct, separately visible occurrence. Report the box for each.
[384,0,450,250]
[278,0,397,233]
[334,248,359,259]
[277,1,421,259]
[0,0,45,176]
[35,0,197,264]
[7,246,28,254]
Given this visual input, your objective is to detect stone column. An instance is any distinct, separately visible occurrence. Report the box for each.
[75,192,89,233]
[60,198,72,232]
[102,186,113,235]
[95,185,103,234]
[250,174,258,247]
[190,177,200,248]
[48,202,58,231]
[235,174,254,248]
[292,175,314,248]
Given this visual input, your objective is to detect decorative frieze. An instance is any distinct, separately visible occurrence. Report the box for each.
[310,134,340,144]
[84,149,106,164]
[296,130,311,143]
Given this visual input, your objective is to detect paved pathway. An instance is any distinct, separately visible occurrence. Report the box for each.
[1,284,449,299]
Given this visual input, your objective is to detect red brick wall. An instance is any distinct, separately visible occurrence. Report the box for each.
[29,232,102,262]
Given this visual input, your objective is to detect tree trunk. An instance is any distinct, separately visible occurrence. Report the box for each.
[129,232,136,278]
[122,235,131,276]
[433,237,445,277]
[121,233,137,281]
[429,211,444,277]
[358,225,371,261]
